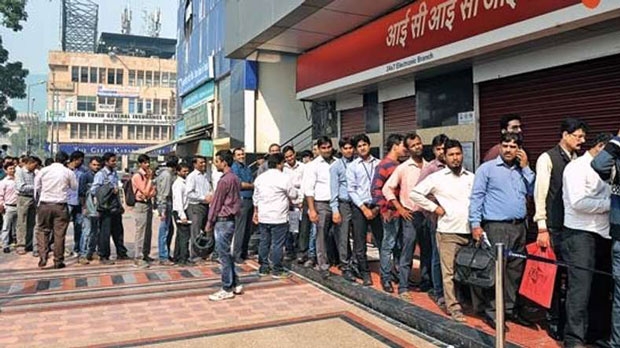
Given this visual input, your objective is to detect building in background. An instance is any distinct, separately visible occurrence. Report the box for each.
[225,0,620,169]
[46,32,177,170]
[169,0,311,162]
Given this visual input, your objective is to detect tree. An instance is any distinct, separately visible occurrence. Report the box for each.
[0,0,29,134]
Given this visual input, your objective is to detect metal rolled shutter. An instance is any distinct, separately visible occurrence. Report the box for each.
[383,96,416,137]
[479,53,620,166]
[340,107,365,138]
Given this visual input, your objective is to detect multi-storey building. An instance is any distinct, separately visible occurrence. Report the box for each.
[47,33,177,170]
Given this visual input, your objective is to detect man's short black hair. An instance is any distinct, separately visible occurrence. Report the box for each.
[560,118,589,136]
[102,152,116,163]
[44,158,53,166]
[90,156,102,164]
[55,151,69,164]
[501,132,523,146]
[316,136,332,148]
[499,114,521,131]
[268,143,281,152]
[352,134,371,148]
[137,154,150,164]
[232,147,244,156]
[444,139,463,152]
[32,156,42,166]
[166,156,178,168]
[215,150,233,167]
[69,151,85,162]
[338,137,354,149]
[300,150,312,159]
[431,134,449,148]
[192,155,207,164]
[3,162,15,170]
[176,163,190,172]
[282,145,295,155]
[385,133,404,152]
[404,132,421,144]
[267,153,285,169]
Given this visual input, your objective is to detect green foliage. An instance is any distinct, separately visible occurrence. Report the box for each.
[0,0,29,132]
[8,118,48,157]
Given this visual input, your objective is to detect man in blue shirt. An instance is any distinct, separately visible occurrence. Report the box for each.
[329,137,355,278]
[469,132,535,330]
[67,151,85,257]
[231,148,255,263]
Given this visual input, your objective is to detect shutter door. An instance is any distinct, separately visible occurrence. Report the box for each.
[340,107,365,138]
[383,96,416,137]
[479,53,620,166]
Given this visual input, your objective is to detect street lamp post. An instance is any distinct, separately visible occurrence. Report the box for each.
[26,80,46,155]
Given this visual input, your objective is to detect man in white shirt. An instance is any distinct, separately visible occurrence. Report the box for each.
[34,151,78,269]
[411,140,474,323]
[0,162,18,253]
[283,146,305,260]
[172,163,191,265]
[562,133,613,348]
[253,153,297,278]
[302,136,336,278]
[186,155,213,262]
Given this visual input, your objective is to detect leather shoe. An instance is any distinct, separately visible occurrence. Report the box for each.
[507,313,535,328]
[362,273,373,286]
[545,322,563,341]
[482,314,509,332]
[38,257,48,268]
[53,262,66,269]
[342,270,356,282]
[381,280,394,293]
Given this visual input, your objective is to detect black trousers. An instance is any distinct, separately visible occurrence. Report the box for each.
[417,216,433,288]
[297,200,312,257]
[172,211,191,263]
[562,227,612,345]
[188,203,209,259]
[351,205,383,274]
[98,212,127,259]
[473,221,526,317]
[233,198,254,261]
[547,228,567,336]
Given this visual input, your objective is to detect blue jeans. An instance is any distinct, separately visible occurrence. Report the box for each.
[80,216,100,257]
[258,223,288,273]
[398,213,424,294]
[380,218,401,281]
[157,202,172,260]
[611,239,620,346]
[309,223,317,258]
[69,205,83,253]
[214,220,238,292]
[428,217,444,298]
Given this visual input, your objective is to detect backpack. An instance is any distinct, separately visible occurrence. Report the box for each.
[96,183,121,213]
[124,179,136,207]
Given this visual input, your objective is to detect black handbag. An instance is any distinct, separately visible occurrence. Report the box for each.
[454,243,495,288]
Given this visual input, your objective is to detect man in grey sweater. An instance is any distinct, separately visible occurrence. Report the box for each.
[156,157,177,265]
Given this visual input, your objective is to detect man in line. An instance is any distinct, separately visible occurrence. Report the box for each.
[591,128,620,347]
[417,134,449,309]
[15,156,37,256]
[303,136,336,278]
[253,153,298,278]
[186,155,213,263]
[66,151,85,257]
[469,132,535,330]
[534,118,588,340]
[0,162,17,253]
[562,133,613,348]
[283,146,305,260]
[132,154,156,268]
[231,148,255,263]
[330,137,355,275]
[482,114,523,162]
[207,150,243,301]
[383,132,427,298]
[172,163,191,265]
[256,143,281,177]
[411,139,474,322]
[78,157,102,264]
[156,157,176,265]
[35,151,78,269]
[91,152,129,264]
[372,134,407,293]
[345,134,382,285]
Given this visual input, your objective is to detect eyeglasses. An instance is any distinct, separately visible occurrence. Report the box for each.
[568,132,586,140]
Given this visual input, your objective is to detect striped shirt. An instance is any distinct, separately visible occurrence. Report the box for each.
[371,157,400,217]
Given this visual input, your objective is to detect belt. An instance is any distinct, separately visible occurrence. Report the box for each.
[5,204,16,207]
[216,215,235,222]
[338,199,351,204]
[40,202,67,206]
[135,201,151,204]
[242,197,253,200]
[18,194,33,198]
[315,200,329,204]
[483,218,525,225]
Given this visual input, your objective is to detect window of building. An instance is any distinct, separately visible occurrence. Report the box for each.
[116,125,123,139]
[70,123,78,138]
[98,123,105,139]
[153,126,160,140]
[99,68,106,84]
[161,99,168,115]
[416,69,473,128]
[128,98,136,113]
[80,67,88,83]
[137,125,144,140]
[116,69,123,85]
[89,67,97,83]
[79,124,87,139]
[146,71,152,86]
[169,73,177,88]
[137,98,143,114]
[153,99,160,114]
[128,70,136,86]
[106,125,114,139]
[89,124,97,138]
[77,96,96,111]
[128,125,136,140]
[364,92,380,133]
[115,98,123,112]
[170,97,176,113]
[184,0,193,38]
[154,72,160,87]
[137,71,144,86]
[162,72,169,87]
[145,99,152,114]
[107,69,115,84]
[71,67,79,82]
[145,126,152,140]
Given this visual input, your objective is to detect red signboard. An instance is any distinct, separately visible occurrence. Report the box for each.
[296,0,582,93]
